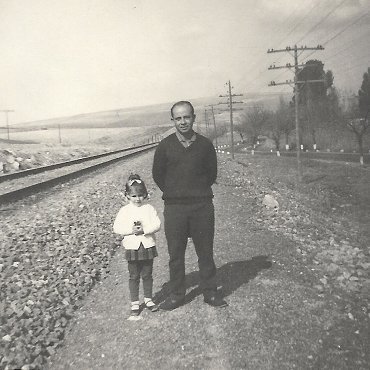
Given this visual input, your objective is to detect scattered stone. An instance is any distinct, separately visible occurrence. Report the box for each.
[6,155,15,164]
[2,334,12,342]
[314,285,324,293]
[262,194,279,209]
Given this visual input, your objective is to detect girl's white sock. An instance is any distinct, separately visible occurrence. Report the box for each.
[144,297,154,306]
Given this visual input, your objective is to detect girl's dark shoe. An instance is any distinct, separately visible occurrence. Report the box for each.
[204,296,228,308]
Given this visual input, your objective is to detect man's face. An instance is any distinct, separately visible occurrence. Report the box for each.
[171,104,195,135]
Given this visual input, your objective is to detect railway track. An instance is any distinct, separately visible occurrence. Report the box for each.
[216,145,370,164]
[0,143,156,182]
[0,143,157,205]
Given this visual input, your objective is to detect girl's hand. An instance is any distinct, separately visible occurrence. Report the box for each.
[132,222,144,235]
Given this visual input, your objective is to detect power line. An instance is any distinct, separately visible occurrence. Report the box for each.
[219,80,243,159]
[205,104,218,147]
[265,2,304,45]
[301,9,370,62]
[269,0,323,68]
[295,0,349,45]
[267,45,325,182]
[329,57,370,74]
[323,10,370,45]
[324,31,369,62]
[242,2,343,93]
[240,2,322,91]
[246,53,297,91]
[243,2,364,96]
[275,0,321,48]
[249,2,332,90]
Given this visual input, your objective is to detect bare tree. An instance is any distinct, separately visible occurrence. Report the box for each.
[208,125,227,146]
[347,117,369,165]
[326,71,341,125]
[268,97,295,154]
[359,67,370,122]
[345,96,369,166]
[234,122,246,143]
[239,104,271,147]
[345,69,370,165]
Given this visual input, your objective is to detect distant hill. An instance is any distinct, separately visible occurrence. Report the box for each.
[0,138,37,144]
[11,93,290,130]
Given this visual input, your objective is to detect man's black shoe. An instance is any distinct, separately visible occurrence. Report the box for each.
[204,296,228,308]
[159,297,184,311]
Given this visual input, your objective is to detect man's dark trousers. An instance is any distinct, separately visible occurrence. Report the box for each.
[164,201,217,301]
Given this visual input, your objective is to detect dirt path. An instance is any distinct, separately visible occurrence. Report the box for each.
[45,158,369,370]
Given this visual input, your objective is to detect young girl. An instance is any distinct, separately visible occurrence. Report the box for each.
[113,174,161,316]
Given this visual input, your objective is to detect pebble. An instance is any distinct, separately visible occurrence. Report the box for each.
[2,335,12,342]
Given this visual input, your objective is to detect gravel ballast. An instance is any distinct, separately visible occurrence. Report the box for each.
[1,151,369,369]
[0,152,153,369]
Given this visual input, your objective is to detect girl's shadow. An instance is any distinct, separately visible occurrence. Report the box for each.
[154,255,272,304]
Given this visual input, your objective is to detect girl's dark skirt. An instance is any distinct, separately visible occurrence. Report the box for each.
[125,243,158,261]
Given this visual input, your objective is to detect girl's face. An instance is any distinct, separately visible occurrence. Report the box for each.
[126,187,146,207]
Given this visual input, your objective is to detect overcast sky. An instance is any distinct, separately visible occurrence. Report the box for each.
[0,0,369,123]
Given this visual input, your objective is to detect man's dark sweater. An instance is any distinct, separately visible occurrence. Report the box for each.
[152,133,217,204]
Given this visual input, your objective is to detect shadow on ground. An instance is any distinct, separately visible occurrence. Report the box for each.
[154,255,272,304]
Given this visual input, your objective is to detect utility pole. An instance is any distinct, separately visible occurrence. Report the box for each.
[267,44,324,182]
[116,110,121,125]
[219,80,243,159]
[210,105,218,148]
[0,110,15,140]
[204,109,209,137]
[196,111,201,133]
[205,104,218,148]
[58,124,62,144]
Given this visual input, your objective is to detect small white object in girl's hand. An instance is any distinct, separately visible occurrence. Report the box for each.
[128,179,142,185]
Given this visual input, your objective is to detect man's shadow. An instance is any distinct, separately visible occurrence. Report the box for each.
[154,255,272,304]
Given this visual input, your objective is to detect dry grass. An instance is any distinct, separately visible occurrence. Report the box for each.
[237,153,370,209]
[0,126,170,147]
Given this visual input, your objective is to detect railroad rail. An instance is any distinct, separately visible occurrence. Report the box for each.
[0,142,156,182]
[0,143,157,205]
[216,145,370,164]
